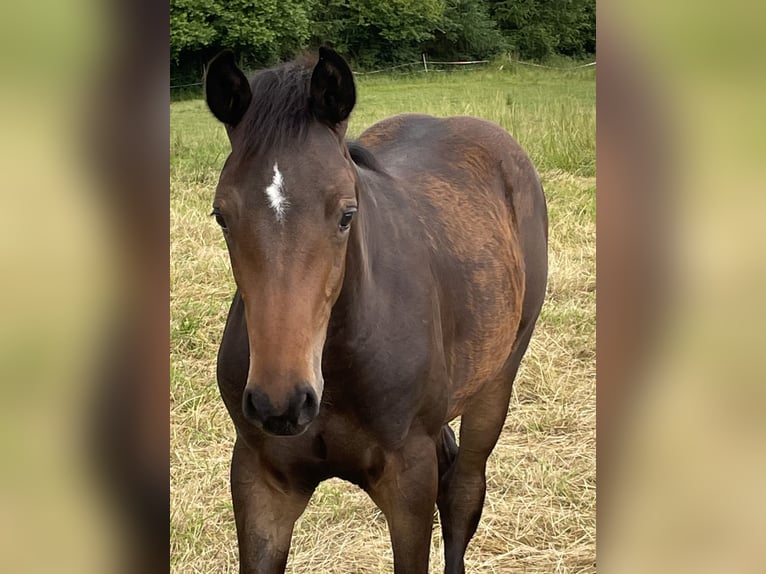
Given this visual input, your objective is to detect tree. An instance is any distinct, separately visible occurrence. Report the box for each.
[309,0,445,68]
[171,0,313,76]
[487,0,595,60]
[170,0,595,80]
[426,0,507,61]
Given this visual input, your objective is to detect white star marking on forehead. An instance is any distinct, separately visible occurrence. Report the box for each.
[264,162,288,222]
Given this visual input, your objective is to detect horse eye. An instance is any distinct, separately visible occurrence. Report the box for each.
[211,208,227,230]
[338,208,357,231]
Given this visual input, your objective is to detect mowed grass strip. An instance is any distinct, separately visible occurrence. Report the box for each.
[171,65,595,573]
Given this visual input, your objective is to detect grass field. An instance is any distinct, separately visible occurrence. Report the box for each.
[171,64,595,573]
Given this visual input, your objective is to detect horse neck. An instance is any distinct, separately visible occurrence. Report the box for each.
[331,166,382,324]
[344,166,376,291]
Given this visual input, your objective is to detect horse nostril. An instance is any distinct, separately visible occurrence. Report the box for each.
[242,386,273,424]
[295,386,319,425]
[242,387,256,421]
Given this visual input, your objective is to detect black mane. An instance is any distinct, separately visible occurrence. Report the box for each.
[347,141,385,174]
[236,56,316,156]
[235,56,386,177]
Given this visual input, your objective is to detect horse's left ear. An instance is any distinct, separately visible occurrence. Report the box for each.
[310,47,356,127]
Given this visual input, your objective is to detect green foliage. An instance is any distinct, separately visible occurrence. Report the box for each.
[171,0,313,71]
[426,0,507,60]
[170,0,595,77]
[309,0,445,68]
[488,0,595,60]
[170,0,218,59]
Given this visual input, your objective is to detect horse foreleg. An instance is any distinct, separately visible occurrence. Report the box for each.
[230,438,313,574]
[367,434,439,574]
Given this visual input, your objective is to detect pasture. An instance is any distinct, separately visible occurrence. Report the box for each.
[170,64,595,573]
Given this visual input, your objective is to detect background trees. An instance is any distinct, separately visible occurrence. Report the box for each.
[487,0,595,60]
[171,0,595,78]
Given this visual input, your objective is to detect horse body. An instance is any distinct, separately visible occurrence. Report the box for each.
[206,48,547,574]
[357,114,547,417]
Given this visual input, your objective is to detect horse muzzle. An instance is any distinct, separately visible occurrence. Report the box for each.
[241,383,319,436]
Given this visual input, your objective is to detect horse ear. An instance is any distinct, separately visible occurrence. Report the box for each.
[310,47,356,126]
[204,50,252,127]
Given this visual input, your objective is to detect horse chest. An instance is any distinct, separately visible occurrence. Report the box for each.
[310,417,391,487]
[319,374,418,449]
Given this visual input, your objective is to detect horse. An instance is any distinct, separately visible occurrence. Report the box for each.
[203,47,548,574]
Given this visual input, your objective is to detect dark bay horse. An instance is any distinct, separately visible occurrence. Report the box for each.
[204,47,547,574]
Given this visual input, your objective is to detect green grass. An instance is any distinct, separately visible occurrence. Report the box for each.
[171,65,595,573]
[171,65,595,182]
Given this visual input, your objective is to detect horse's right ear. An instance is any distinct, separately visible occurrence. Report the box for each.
[204,50,252,127]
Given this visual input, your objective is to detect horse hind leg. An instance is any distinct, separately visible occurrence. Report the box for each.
[437,423,459,480]
[437,328,536,574]
[437,388,510,574]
